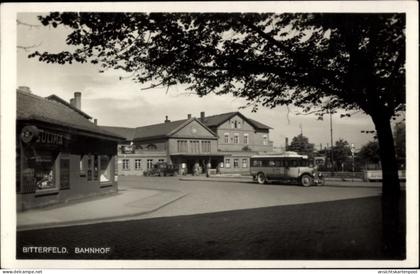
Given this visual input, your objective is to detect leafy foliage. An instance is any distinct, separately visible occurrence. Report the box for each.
[358,141,381,164]
[287,134,315,157]
[29,12,405,117]
[393,121,405,160]
[332,139,352,169]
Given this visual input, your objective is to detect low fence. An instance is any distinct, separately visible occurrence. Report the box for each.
[322,170,406,182]
[321,171,364,180]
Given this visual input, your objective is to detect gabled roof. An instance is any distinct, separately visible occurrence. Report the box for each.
[17,90,124,141]
[101,118,218,142]
[46,94,92,119]
[202,112,272,130]
[133,119,188,140]
[99,126,137,141]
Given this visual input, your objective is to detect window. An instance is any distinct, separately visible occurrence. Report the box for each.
[177,140,188,152]
[100,155,111,182]
[231,121,235,129]
[122,159,130,170]
[225,159,231,168]
[147,159,153,170]
[269,160,276,167]
[80,155,86,177]
[234,159,239,168]
[93,155,99,181]
[263,135,268,145]
[190,140,200,153]
[242,159,248,168]
[135,159,141,170]
[158,159,165,162]
[202,141,211,152]
[224,133,229,143]
[86,155,98,181]
[238,121,241,129]
[244,134,249,144]
[234,134,239,144]
[252,160,262,167]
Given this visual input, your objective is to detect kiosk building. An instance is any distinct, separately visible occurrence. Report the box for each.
[16,87,124,211]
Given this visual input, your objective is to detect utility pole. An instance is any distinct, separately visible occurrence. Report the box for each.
[351,143,355,182]
[329,109,334,172]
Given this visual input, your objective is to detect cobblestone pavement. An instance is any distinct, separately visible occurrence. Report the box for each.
[118,175,381,220]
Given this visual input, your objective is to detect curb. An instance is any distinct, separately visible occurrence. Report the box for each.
[17,190,187,232]
[179,176,386,188]
[179,177,251,184]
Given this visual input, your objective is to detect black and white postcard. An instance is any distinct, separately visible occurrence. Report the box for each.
[1,1,418,270]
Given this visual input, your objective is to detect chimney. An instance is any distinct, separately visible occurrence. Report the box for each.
[187,114,192,119]
[73,92,81,110]
[94,119,98,125]
[285,137,289,150]
[18,86,31,93]
[164,115,170,123]
[200,111,205,121]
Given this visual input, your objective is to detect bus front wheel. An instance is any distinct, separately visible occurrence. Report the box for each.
[300,174,313,187]
[257,173,267,184]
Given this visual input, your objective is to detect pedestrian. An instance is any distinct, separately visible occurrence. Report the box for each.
[193,162,199,176]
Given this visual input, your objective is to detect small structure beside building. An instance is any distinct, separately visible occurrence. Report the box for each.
[16,87,124,211]
[102,112,273,176]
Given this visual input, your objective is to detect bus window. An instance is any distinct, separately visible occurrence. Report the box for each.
[276,160,283,167]
[269,160,276,167]
[252,160,262,167]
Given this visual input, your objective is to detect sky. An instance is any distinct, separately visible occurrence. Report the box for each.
[16,12,382,150]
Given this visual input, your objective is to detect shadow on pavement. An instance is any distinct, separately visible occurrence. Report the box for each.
[17,194,405,260]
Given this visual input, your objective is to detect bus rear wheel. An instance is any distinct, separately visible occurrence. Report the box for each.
[257,173,267,184]
[300,174,313,187]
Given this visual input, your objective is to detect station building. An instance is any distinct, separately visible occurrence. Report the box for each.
[102,112,273,176]
[16,87,124,211]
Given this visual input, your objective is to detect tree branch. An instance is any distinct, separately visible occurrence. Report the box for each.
[18,43,42,52]
[17,19,42,28]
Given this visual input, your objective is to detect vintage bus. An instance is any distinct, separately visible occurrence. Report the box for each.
[250,152,324,186]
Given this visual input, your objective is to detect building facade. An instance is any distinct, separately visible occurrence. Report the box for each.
[103,112,273,176]
[16,87,123,211]
[202,112,273,174]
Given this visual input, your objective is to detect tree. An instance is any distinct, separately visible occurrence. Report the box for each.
[331,139,352,171]
[28,12,406,257]
[287,134,315,157]
[358,141,381,167]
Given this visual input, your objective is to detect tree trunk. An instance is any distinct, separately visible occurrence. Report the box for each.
[371,114,405,258]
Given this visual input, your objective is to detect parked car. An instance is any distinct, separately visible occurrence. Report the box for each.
[250,152,324,186]
[143,162,178,177]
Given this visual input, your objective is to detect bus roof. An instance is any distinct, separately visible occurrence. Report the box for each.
[251,154,308,159]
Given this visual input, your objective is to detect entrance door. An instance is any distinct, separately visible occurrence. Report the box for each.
[186,159,195,175]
